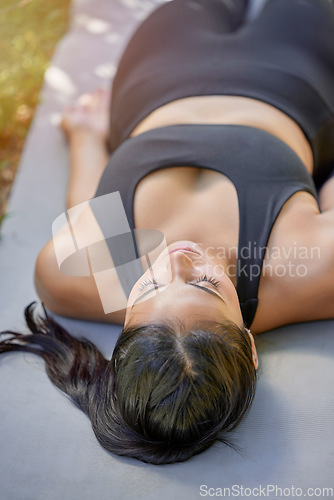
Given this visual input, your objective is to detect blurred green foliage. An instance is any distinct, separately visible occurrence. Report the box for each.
[0,0,71,228]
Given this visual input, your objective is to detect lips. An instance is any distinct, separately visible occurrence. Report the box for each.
[168,246,200,256]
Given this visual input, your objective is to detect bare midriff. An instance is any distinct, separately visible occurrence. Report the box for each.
[129,95,314,174]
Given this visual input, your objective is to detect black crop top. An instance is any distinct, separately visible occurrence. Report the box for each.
[95,124,318,327]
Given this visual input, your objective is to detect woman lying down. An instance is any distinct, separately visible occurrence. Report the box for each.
[1,0,334,464]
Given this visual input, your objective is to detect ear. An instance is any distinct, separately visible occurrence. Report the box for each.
[246,328,258,370]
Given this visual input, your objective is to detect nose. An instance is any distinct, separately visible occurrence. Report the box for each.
[167,251,195,281]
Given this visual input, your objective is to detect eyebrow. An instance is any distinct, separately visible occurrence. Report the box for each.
[131,283,226,309]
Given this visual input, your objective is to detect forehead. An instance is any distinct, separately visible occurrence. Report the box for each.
[127,285,228,326]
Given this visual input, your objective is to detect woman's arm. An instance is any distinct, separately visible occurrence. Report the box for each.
[34,237,126,325]
[252,178,334,332]
[34,89,126,325]
[65,129,108,210]
[311,172,334,320]
[318,172,334,214]
[61,87,111,209]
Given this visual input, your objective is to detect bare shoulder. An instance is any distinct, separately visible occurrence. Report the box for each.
[251,204,334,333]
[34,205,127,325]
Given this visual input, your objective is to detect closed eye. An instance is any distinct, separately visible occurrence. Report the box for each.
[131,281,226,308]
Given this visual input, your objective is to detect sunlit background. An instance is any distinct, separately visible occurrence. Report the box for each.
[0,0,71,230]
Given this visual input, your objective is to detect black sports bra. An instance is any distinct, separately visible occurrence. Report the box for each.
[108,0,334,189]
[95,124,319,327]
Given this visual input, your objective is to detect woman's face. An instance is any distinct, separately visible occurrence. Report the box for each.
[124,240,244,329]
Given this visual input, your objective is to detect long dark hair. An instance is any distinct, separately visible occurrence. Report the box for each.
[0,302,257,464]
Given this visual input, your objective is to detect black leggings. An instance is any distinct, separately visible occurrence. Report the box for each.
[109,0,334,188]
